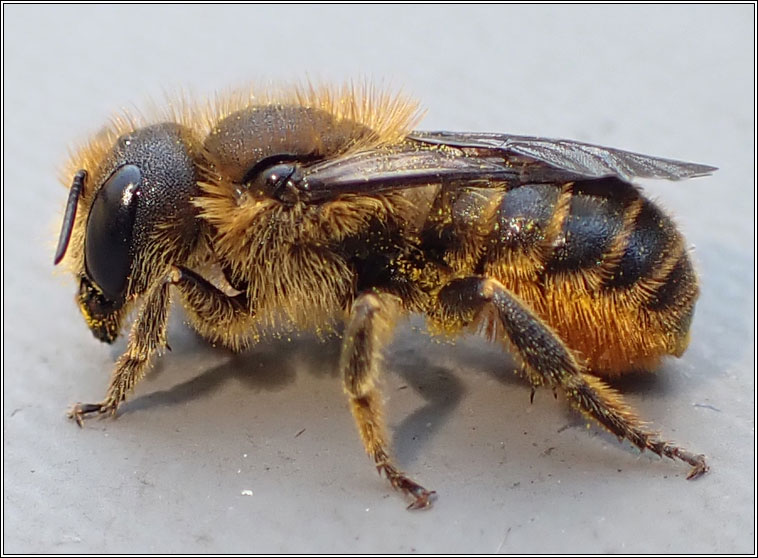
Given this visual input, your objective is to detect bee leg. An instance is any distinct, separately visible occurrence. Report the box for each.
[437,276,709,480]
[68,278,172,426]
[168,265,249,324]
[342,292,436,510]
[69,266,251,426]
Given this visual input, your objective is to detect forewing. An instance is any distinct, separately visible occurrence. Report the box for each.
[291,130,716,203]
[408,131,717,182]
[298,147,519,202]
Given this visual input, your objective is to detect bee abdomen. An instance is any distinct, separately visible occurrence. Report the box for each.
[601,197,679,290]
[492,183,562,250]
[647,253,697,310]
[542,178,635,275]
[476,182,567,285]
[468,177,698,373]
[477,178,689,298]
[483,178,640,284]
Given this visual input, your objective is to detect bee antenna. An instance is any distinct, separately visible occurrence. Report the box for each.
[54,170,87,265]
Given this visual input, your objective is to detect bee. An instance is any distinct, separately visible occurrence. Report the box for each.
[55,83,715,509]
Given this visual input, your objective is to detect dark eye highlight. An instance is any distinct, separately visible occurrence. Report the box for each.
[84,164,142,302]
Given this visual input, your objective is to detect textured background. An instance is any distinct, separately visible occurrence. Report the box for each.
[3,4,754,553]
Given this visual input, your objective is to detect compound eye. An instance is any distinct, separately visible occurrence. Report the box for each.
[84,164,142,303]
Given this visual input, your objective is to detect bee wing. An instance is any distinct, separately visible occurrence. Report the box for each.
[299,147,520,202]
[295,131,716,202]
[408,131,717,183]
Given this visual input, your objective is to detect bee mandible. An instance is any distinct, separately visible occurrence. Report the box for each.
[55,83,715,509]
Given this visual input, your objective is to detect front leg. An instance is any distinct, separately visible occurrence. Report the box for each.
[69,277,172,425]
[69,265,248,425]
[342,292,436,510]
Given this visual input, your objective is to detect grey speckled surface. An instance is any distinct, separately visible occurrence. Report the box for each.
[3,4,754,554]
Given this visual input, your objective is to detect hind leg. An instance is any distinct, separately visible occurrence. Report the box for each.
[435,276,708,479]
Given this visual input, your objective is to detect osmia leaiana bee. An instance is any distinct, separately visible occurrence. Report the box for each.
[55,83,714,509]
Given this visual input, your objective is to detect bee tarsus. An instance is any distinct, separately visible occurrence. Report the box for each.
[67,400,118,427]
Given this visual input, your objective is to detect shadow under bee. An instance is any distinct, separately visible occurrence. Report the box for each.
[120,314,343,416]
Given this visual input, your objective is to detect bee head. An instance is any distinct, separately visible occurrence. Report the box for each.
[56,122,202,343]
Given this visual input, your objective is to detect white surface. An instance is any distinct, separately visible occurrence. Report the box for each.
[3,4,754,553]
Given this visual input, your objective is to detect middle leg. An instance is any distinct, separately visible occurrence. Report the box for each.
[341,292,436,509]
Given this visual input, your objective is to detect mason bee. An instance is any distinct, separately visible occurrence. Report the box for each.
[55,83,715,509]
